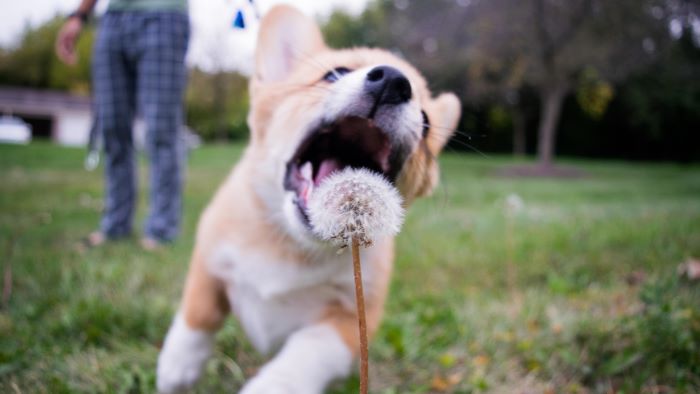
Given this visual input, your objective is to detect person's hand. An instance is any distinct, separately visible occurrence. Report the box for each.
[56,17,83,65]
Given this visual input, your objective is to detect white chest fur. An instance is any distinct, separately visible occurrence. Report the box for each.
[207,241,378,354]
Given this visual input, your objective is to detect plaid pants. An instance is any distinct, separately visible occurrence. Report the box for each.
[93,11,189,241]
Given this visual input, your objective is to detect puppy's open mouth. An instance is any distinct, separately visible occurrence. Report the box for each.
[284,116,394,225]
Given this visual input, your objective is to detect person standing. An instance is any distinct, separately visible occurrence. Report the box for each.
[56,0,190,250]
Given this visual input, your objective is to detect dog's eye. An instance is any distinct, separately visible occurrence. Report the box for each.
[421,110,430,138]
[322,67,351,83]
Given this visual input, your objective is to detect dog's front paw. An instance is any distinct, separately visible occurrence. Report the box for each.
[157,353,204,394]
[239,374,299,394]
[156,314,214,393]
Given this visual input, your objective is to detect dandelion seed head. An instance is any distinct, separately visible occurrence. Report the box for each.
[308,168,404,249]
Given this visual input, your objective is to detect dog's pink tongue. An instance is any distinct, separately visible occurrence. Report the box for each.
[315,159,341,186]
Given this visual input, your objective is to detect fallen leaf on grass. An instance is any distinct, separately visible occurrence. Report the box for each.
[551,322,563,334]
[432,375,450,392]
[526,319,540,332]
[473,354,490,368]
[431,372,463,392]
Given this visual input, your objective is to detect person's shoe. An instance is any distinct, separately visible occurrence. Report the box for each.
[84,231,107,247]
[140,236,164,251]
[75,231,108,253]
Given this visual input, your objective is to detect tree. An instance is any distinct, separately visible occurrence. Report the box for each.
[0,16,94,93]
[465,0,677,169]
[328,0,698,165]
[324,0,473,97]
[464,46,530,156]
[185,68,249,141]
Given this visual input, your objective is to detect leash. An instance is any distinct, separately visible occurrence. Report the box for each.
[84,109,100,171]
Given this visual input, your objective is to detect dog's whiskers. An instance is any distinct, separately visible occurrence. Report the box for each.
[402,120,489,158]
[407,120,476,141]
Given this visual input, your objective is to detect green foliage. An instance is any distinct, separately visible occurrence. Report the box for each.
[618,28,700,141]
[0,16,94,93]
[0,16,251,142]
[576,69,614,120]
[537,275,700,391]
[322,1,392,49]
[185,68,249,141]
[2,5,700,158]
[321,1,700,161]
[487,105,511,131]
[323,11,369,49]
[635,277,700,381]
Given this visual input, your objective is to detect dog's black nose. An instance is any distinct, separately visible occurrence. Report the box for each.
[364,66,412,106]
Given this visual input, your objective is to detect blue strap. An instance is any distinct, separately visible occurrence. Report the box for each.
[233,9,245,29]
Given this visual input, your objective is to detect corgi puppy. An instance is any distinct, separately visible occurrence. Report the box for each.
[157,5,460,393]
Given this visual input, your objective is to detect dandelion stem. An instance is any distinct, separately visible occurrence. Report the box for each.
[352,236,369,394]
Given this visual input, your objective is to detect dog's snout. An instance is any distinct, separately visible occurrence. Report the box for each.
[364,66,412,106]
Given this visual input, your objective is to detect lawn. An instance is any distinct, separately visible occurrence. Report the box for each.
[1,143,699,393]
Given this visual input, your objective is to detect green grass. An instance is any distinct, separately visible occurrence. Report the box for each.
[1,142,699,393]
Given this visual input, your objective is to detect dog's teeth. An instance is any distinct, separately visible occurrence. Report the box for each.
[299,162,314,201]
[301,162,313,181]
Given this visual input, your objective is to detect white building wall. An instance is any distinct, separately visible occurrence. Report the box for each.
[54,110,92,146]
[51,112,177,149]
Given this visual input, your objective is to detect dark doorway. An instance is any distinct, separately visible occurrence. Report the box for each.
[16,114,54,140]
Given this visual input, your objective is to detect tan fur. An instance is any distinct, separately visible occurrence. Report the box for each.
[181,248,229,332]
[176,2,460,368]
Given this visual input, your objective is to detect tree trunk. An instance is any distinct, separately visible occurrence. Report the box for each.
[511,108,526,157]
[536,86,566,168]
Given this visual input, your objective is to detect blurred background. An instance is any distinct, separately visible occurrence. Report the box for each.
[1,0,699,393]
[1,0,699,163]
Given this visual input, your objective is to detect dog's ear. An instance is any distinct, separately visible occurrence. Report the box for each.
[255,5,327,83]
[426,92,461,154]
[398,92,461,202]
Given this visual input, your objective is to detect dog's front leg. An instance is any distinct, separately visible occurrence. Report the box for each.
[239,323,353,394]
[157,248,230,393]
[157,312,215,393]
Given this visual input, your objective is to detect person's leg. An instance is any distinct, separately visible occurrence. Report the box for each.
[92,13,137,240]
[136,12,190,243]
